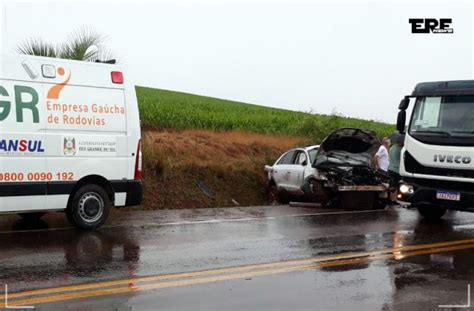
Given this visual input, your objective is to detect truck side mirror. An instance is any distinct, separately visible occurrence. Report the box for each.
[398,97,409,110]
[397,110,406,133]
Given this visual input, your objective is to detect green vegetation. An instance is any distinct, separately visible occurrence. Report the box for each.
[17,27,114,62]
[137,86,394,140]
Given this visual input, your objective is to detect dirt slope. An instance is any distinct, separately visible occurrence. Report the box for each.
[140,128,306,209]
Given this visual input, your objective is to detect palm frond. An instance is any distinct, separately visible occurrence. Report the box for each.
[16,26,116,62]
[16,38,58,57]
[59,27,105,61]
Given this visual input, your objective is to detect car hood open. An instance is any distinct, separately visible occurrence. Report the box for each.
[313,128,381,168]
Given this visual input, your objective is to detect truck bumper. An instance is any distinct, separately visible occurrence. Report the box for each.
[399,178,474,212]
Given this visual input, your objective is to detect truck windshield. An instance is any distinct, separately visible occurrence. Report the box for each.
[409,95,474,138]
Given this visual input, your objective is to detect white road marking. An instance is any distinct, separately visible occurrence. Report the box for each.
[0,209,388,234]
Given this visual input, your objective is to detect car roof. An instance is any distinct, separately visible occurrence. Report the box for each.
[279,145,319,156]
[293,145,319,152]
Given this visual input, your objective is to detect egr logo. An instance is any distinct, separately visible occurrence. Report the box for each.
[409,18,453,34]
[47,67,71,100]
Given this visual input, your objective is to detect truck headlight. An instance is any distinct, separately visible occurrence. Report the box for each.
[399,184,414,194]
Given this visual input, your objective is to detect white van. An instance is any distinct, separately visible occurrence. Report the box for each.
[0,54,143,230]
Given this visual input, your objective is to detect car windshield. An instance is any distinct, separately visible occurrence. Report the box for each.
[308,148,318,163]
[409,95,474,136]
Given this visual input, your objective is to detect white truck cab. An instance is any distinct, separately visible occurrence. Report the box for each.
[396,80,474,220]
[0,54,142,229]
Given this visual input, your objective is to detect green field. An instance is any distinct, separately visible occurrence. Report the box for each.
[136,86,394,140]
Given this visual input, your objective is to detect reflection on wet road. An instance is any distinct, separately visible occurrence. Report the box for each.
[1,206,474,310]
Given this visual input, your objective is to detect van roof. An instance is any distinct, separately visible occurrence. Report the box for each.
[412,80,474,96]
[1,53,121,69]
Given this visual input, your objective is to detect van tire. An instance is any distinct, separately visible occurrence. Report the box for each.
[19,212,46,222]
[67,184,111,230]
[417,205,446,220]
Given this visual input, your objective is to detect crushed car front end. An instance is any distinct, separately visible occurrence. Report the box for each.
[302,128,390,209]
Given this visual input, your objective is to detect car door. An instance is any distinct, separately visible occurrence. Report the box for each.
[272,150,296,190]
[287,150,308,192]
[0,55,47,212]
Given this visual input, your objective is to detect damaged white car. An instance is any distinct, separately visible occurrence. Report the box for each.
[303,128,390,209]
[265,128,390,209]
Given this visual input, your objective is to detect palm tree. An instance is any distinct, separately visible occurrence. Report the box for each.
[17,27,114,62]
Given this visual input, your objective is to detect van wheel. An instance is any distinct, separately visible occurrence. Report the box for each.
[67,184,111,230]
[418,205,446,220]
[19,212,46,222]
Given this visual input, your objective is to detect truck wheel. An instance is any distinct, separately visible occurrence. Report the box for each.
[18,212,46,222]
[66,184,111,230]
[418,205,446,220]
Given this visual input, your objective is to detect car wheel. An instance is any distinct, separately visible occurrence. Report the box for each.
[66,184,111,230]
[18,212,46,222]
[268,184,280,205]
[373,198,388,210]
[308,178,331,207]
[417,205,446,220]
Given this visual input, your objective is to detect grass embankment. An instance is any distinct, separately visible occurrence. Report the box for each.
[140,129,302,209]
[136,86,395,209]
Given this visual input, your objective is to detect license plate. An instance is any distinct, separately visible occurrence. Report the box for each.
[436,191,461,201]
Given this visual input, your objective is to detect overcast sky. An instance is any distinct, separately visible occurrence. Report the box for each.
[1,0,473,123]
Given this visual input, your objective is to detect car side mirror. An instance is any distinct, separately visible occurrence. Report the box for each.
[397,110,406,133]
[398,97,410,110]
[302,160,307,166]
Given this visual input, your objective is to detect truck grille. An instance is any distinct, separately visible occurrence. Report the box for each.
[404,152,474,179]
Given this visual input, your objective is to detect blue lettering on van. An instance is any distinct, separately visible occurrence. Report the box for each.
[0,140,45,152]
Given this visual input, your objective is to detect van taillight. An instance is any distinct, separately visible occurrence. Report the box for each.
[134,140,142,180]
[111,71,124,84]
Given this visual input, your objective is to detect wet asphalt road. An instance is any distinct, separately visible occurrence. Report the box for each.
[1,205,474,310]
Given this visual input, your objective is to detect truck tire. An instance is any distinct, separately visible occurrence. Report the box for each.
[18,212,46,222]
[417,205,446,220]
[66,184,111,230]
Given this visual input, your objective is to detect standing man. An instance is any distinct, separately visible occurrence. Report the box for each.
[374,137,390,172]
[388,134,403,183]
[388,134,404,202]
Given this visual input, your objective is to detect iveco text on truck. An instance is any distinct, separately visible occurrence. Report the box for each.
[0,54,143,229]
[396,80,474,219]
